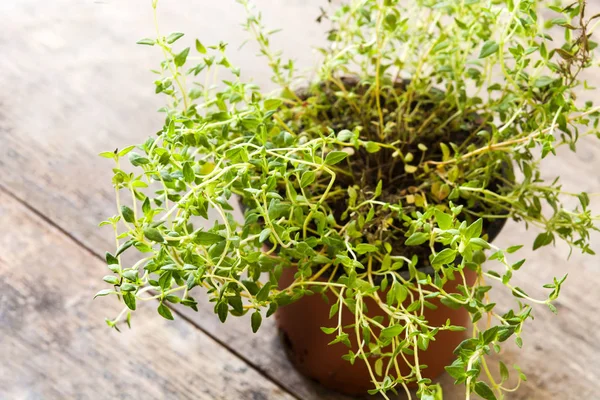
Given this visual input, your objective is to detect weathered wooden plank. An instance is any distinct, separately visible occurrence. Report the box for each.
[0,188,296,400]
[0,0,599,399]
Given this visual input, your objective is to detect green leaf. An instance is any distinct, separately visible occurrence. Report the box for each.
[103,275,119,285]
[115,240,134,256]
[321,326,336,334]
[499,361,509,382]
[356,243,379,254]
[183,162,195,183]
[99,151,116,159]
[434,210,453,230]
[325,151,348,165]
[405,232,429,246]
[123,292,136,310]
[174,47,190,67]
[129,153,150,166]
[121,206,135,223]
[337,129,353,142]
[300,171,316,188]
[158,303,174,320]
[465,218,482,240]
[431,248,457,267]
[506,245,523,254]
[217,301,228,322]
[259,228,271,243]
[479,40,499,58]
[256,282,272,302]
[470,237,491,249]
[264,99,282,111]
[195,231,224,245]
[136,38,155,46]
[251,311,262,333]
[195,39,207,54]
[533,232,553,250]
[118,146,136,157]
[534,76,555,88]
[144,227,164,243]
[381,325,404,338]
[94,289,115,299]
[166,32,184,44]
[474,381,497,400]
[445,359,466,380]
[142,197,151,215]
[365,141,381,153]
[105,252,119,265]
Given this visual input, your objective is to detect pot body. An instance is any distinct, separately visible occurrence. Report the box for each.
[275,268,476,396]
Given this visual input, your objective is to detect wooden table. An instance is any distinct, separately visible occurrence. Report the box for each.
[1,1,598,399]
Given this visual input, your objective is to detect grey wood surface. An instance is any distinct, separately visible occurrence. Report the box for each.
[0,1,599,399]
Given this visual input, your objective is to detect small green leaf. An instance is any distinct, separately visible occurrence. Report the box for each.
[499,361,509,382]
[118,146,136,157]
[259,228,271,243]
[321,326,336,334]
[195,39,207,54]
[144,228,164,243]
[183,162,195,183]
[264,99,282,111]
[105,252,119,265]
[365,141,381,153]
[404,164,418,173]
[251,311,262,333]
[533,232,553,250]
[465,218,483,240]
[479,40,499,58]
[405,232,429,246]
[534,76,556,88]
[381,325,404,338]
[142,197,151,215]
[166,32,184,44]
[103,275,119,285]
[356,243,379,254]
[337,129,353,142]
[99,151,116,159]
[191,232,222,246]
[325,151,348,165]
[506,245,523,254]
[158,303,174,320]
[121,206,135,223]
[136,38,155,46]
[123,292,136,310]
[300,171,316,188]
[174,47,190,67]
[217,301,228,322]
[470,237,491,249]
[115,240,134,256]
[431,248,457,267]
[94,289,115,299]
[474,381,497,400]
[434,210,453,230]
[129,153,150,166]
[256,282,272,302]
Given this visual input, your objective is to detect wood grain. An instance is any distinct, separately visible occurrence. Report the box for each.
[0,188,296,400]
[0,1,599,399]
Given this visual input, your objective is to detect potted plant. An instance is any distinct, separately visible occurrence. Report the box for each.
[97,0,599,398]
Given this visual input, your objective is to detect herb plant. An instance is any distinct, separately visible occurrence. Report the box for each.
[97,0,600,398]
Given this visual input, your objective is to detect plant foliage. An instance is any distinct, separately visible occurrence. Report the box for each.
[98,0,599,398]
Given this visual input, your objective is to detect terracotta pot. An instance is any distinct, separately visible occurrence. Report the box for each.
[275,267,476,395]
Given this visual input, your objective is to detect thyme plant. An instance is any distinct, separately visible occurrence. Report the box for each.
[97,0,600,398]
